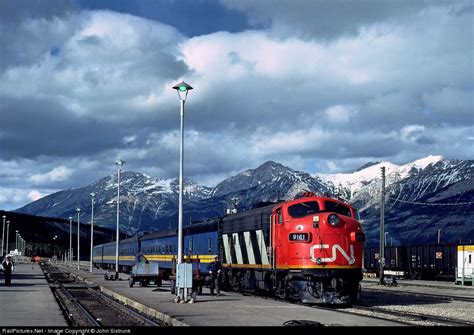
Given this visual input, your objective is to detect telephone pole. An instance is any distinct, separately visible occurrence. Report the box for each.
[379,166,385,285]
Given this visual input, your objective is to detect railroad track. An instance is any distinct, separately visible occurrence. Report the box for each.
[362,286,474,303]
[41,263,163,327]
[347,304,474,326]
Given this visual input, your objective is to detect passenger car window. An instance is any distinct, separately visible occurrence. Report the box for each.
[288,201,320,218]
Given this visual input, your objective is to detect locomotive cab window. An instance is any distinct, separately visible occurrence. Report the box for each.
[288,201,320,218]
[324,201,352,217]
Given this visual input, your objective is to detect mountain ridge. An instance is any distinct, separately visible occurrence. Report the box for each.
[15,156,474,245]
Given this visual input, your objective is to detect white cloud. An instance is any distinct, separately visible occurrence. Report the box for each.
[27,190,43,201]
[400,125,426,143]
[29,166,73,184]
[0,3,472,209]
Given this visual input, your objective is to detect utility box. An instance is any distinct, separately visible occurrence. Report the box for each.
[455,245,473,286]
[177,263,193,289]
[128,253,162,287]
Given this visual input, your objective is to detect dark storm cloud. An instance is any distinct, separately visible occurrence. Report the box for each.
[76,0,251,37]
[0,0,472,211]
[0,96,124,159]
[0,0,79,71]
[221,0,461,39]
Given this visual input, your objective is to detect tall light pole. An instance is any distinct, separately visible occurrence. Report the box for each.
[379,166,385,285]
[76,208,81,270]
[384,232,389,248]
[6,221,10,256]
[1,215,6,257]
[69,216,73,266]
[115,159,125,278]
[90,192,95,272]
[172,80,193,302]
[15,230,19,250]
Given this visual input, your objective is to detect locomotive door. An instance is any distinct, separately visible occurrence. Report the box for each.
[273,208,287,268]
[271,213,276,269]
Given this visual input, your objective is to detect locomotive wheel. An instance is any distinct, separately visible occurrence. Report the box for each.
[348,283,361,303]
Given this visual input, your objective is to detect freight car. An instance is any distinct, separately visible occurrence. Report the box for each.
[93,193,366,304]
[364,244,460,281]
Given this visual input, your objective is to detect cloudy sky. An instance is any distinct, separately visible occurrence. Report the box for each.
[1,0,473,210]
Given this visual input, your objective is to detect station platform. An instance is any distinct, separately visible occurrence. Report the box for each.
[0,261,68,326]
[56,262,405,327]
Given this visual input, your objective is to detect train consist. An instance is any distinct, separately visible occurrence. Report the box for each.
[93,193,366,304]
[364,244,474,284]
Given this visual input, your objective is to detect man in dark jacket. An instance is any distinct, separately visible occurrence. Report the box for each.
[207,255,222,296]
[2,256,14,286]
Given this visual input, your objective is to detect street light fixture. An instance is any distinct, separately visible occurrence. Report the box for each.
[1,215,6,257]
[90,192,96,272]
[76,208,81,270]
[69,216,73,266]
[115,159,125,279]
[172,80,193,302]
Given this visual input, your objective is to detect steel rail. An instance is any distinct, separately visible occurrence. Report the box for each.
[87,287,161,326]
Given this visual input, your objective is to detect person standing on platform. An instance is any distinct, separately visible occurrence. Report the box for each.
[207,255,222,296]
[2,256,14,286]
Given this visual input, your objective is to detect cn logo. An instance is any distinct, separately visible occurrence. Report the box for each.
[310,244,355,265]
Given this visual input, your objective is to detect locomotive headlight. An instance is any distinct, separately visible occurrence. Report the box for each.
[328,214,340,226]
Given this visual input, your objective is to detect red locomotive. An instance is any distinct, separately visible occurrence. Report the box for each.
[220,192,365,304]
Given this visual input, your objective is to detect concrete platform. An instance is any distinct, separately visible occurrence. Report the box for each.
[0,262,68,326]
[57,262,405,327]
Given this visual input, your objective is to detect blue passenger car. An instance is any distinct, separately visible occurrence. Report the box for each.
[93,218,221,289]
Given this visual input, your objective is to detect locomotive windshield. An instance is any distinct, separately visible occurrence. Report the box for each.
[288,201,320,218]
[324,201,352,217]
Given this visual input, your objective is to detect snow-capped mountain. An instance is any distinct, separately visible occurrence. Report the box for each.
[17,171,212,235]
[315,155,445,202]
[316,155,473,245]
[15,156,473,245]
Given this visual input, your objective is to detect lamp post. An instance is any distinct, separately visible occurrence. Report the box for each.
[384,232,389,248]
[15,230,19,251]
[6,221,10,256]
[1,215,6,257]
[76,208,81,270]
[115,159,125,279]
[69,216,73,266]
[172,80,193,302]
[379,166,385,285]
[90,192,95,272]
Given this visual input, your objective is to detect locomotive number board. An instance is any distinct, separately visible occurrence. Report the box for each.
[289,233,309,242]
